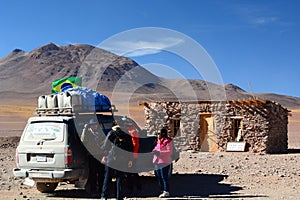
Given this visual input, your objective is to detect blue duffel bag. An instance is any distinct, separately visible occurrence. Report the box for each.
[65,87,111,111]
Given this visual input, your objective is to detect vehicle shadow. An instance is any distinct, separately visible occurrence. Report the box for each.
[47,173,267,199]
[126,174,266,199]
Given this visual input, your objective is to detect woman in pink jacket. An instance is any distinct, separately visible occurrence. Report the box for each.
[152,128,173,198]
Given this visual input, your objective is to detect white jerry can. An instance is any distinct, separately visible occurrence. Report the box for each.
[56,92,71,112]
[57,92,73,112]
[70,94,82,111]
[46,94,58,109]
[57,92,66,111]
[64,92,72,108]
[38,95,47,109]
[57,92,83,112]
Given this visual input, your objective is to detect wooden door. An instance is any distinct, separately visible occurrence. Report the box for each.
[200,114,217,152]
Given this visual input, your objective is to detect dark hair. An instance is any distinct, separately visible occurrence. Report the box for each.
[154,127,170,146]
[159,128,168,138]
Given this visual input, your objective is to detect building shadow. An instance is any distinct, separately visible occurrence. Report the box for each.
[288,148,300,154]
[47,173,267,199]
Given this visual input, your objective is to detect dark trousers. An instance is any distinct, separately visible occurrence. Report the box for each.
[101,165,124,200]
[88,156,104,194]
[154,164,171,192]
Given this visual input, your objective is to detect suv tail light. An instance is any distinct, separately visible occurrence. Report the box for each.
[65,148,72,165]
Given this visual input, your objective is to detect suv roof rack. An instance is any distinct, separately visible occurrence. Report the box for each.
[36,105,118,117]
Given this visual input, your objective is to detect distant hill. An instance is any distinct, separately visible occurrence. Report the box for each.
[0,43,93,93]
[0,43,299,109]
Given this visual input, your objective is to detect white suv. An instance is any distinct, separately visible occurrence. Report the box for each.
[13,113,115,193]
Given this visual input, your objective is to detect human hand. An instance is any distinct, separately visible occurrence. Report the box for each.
[152,150,160,156]
[128,160,133,168]
[101,156,107,164]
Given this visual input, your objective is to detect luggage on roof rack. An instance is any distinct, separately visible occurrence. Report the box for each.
[36,87,114,115]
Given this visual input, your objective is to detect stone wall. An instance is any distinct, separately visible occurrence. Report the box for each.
[265,102,288,153]
[142,99,288,154]
[218,100,289,153]
[180,102,226,151]
[143,101,226,151]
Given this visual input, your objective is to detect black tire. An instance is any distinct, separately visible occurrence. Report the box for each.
[36,182,58,193]
[84,178,92,194]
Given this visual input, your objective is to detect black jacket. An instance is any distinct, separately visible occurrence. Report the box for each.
[102,126,134,167]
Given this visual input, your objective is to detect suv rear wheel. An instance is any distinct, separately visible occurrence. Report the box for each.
[36,182,58,193]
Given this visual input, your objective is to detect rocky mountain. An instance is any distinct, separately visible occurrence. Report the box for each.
[0,43,92,93]
[0,43,299,108]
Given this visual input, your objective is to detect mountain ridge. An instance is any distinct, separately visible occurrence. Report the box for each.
[0,43,299,109]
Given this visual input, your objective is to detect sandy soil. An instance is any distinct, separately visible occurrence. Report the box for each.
[0,107,299,199]
[0,142,300,200]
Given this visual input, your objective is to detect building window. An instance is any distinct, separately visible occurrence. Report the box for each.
[170,117,180,137]
[231,117,243,142]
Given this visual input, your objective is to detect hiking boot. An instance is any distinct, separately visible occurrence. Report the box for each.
[159,191,170,198]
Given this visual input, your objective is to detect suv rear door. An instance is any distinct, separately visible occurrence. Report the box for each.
[16,118,68,170]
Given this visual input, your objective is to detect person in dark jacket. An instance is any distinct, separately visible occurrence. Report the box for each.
[100,123,134,200]
[80,118,106,197]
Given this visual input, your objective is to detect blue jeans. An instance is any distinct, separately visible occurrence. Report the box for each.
[154,164,172,192]
[101,165,124,200]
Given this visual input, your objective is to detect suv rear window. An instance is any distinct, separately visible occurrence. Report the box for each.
[23,122,65,142]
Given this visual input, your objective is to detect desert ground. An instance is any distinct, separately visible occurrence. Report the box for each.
[0,102,299,200]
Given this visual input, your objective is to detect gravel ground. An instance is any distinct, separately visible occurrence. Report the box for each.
[0,136,300,200]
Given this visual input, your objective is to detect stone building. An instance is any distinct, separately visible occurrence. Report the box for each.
[139,99,289,154]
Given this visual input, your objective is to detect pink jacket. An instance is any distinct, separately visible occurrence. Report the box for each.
[153,138,173,165]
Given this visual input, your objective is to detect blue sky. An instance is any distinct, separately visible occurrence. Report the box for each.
[1,0,300,97]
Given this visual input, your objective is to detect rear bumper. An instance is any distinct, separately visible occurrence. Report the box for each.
[13,168,84,180]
